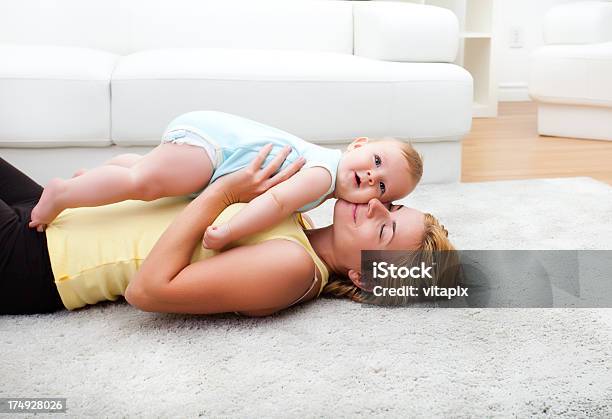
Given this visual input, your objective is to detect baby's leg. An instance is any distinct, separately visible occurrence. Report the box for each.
[30,143,213,229]
[73,153,142,177]
[105,153,142,168]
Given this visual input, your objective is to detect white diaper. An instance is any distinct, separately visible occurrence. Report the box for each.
[161,128,218,170]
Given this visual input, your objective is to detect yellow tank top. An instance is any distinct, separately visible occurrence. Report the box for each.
[45,198,329,311]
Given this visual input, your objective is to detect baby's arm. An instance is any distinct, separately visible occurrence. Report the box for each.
[202,167,331,249]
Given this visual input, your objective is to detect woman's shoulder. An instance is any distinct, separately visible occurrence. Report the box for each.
[236,239,322,317]
[251,238,317,282]
[269,236,324,293]
[259,238,315,270]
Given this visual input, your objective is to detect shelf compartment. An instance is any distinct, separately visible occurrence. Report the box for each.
[463,38,491,107]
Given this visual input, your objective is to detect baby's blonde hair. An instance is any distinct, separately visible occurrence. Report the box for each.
[322,212,460,305]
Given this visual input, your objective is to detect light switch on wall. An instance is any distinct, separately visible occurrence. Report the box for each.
[509,26,524,48]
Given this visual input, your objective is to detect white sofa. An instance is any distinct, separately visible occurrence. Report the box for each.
[0,0,473,185]
[529,1,612,141]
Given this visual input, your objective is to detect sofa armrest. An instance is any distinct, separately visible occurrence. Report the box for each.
[353,2,458,63]
[544,1,612,45]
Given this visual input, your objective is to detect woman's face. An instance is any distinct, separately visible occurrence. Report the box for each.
[332,198,426,289]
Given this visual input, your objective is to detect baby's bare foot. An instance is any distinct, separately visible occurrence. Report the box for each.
[72,168,87,178]
[29,178,66,231]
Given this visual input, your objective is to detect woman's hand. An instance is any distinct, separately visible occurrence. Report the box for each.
[212,143,305,205]
[201,144,305,250]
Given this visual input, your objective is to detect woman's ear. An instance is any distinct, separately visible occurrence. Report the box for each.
[346,136,369,152]
[348,269,374,292]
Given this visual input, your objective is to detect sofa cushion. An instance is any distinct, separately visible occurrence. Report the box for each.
[0,0,353,56]
[111,48,473,146]
[354,2,459,62]
[544,1,612,45]
[529,42,612,108]
[0,45,118,147]
[127,0,353,55]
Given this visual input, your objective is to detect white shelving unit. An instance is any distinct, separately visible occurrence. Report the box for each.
[379,0,499,117]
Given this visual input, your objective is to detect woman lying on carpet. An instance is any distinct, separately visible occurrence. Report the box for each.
[0,148,455,316]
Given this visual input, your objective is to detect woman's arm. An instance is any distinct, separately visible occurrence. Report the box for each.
[124,144,304,304]
[202,166,331,249]
[126,238,316,315]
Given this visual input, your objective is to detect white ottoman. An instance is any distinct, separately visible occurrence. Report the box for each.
[0,45,118,147]
[529,1,612,141]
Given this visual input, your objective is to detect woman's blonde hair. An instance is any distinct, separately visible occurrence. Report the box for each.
[321,213,461,305]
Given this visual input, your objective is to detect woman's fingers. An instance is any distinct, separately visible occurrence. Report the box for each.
[249,143,274,172]
[218,142,303,202]
[260,145,292,178]
[267,156,305,187]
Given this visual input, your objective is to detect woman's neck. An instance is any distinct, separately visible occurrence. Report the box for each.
[304,226,345,276]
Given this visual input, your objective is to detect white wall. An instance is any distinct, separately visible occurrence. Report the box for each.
[496,0,574,101]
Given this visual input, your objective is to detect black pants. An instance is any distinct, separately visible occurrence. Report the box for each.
[0,157,64,314]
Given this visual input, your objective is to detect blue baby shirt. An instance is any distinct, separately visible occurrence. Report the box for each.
[163,111,342,212]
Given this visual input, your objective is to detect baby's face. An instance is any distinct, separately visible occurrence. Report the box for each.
[335,138,415,204]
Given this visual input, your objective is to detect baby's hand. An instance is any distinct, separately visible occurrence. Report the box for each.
[202,224,232,250]
[28,219,48,233]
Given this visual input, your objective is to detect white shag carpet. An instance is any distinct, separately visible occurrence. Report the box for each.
[2,177,612,418]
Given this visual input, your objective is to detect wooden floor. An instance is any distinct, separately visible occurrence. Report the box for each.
[462,102,612,185]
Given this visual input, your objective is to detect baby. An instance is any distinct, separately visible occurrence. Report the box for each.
[30,111,423,249]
